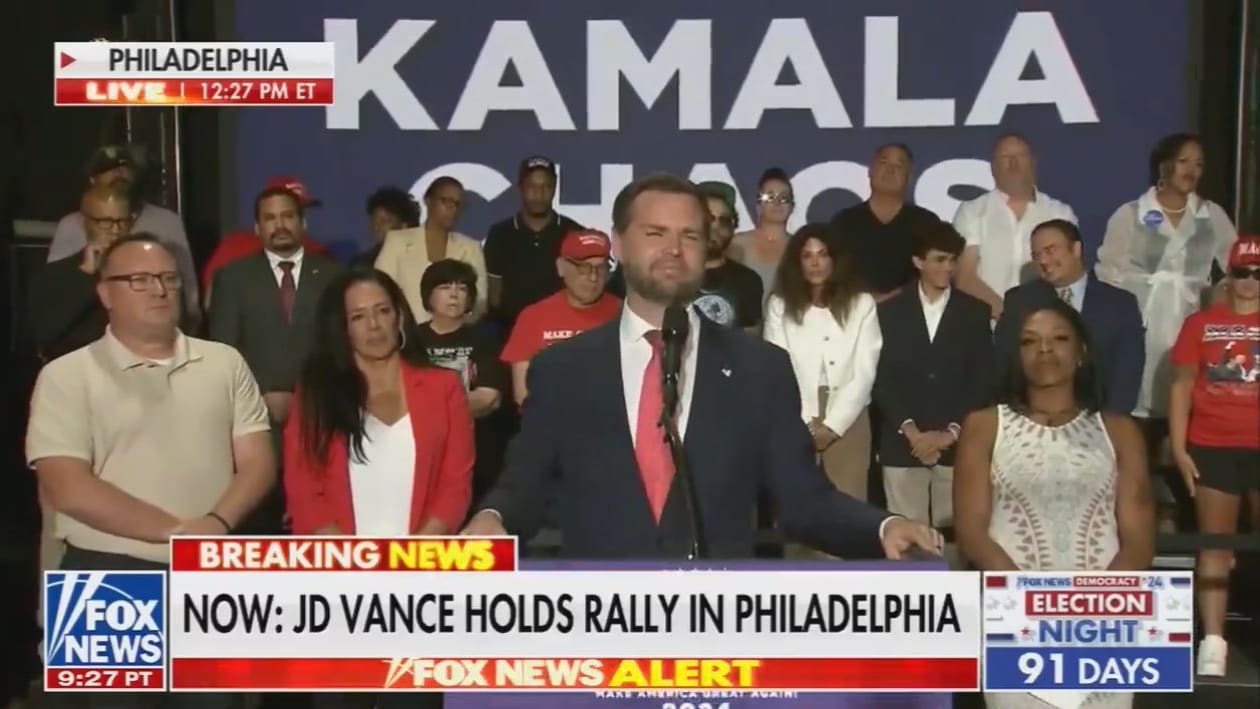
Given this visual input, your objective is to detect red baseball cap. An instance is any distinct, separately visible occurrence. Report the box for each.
[560,230,611,261]
[1228,236,1260,269]
[263,176,322,207]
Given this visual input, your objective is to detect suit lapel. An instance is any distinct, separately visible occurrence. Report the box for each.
[670,319,731,520]
[591,324,644,511]
[934,290,964,347]
[683,319,727,450]
[1080,275,1100,324]
[903,289,933,351]
[291,257,324,326]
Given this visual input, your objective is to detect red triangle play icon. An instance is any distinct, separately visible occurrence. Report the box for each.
[60,52,76,68]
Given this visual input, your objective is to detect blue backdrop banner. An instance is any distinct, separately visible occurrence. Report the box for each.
[232,0,1192,260]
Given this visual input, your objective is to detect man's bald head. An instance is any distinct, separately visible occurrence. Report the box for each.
[81,183,134,247]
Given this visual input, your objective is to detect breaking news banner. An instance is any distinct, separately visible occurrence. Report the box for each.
[164,536,982,694]
[982,572,1194,694]
[53,42,335,107]
[43,570,167,692]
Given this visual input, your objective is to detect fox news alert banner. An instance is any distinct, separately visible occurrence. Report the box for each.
[982,572,1194,695]
[448,558,955,709]
[53,42,334,106]
[164,536,981,693]
[44,570,167,691]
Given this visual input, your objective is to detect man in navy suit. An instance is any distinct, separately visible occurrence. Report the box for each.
[994,218,1145,413]
[463,173,941,559]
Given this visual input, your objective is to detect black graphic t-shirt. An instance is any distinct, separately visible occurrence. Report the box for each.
[417,323,511,505]
[694,260,764,328]
[417,324,508,395]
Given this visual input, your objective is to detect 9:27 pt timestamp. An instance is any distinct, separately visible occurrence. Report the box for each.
[48,667,164,691]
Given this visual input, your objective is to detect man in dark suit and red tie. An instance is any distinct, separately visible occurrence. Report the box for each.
[208,184,343,534]
[463,173,942,559]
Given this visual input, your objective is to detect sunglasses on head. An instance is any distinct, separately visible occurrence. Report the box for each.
[1230,266,1260,280]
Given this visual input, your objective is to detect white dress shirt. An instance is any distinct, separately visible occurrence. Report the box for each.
[920,285,950,342]
[264,247,304,288]
[762,293,882,437]
[953,189,1077,297]
[620,304,700,445]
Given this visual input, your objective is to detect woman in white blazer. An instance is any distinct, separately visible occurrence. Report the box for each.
[763,222,882,505]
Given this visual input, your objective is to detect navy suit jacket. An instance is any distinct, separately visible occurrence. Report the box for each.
[993,274,1145,413]
[875,288,994,467]
[479,315,890,559]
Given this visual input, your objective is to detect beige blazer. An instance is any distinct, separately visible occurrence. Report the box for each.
[374,227,488,322]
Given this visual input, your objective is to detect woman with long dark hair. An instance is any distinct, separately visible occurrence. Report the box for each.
[955,300,1154,709]
[763,223,881,510]
[284,267,474,539]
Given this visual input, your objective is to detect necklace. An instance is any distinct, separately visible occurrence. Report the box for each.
[1027,406,1079,425]
[1156,192,1188,214]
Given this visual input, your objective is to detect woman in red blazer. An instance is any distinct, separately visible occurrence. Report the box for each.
[284,267,474,537]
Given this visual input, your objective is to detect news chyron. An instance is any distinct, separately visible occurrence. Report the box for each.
[53,42,334,107]
[982,572,1194,694]
[44,571,167,692]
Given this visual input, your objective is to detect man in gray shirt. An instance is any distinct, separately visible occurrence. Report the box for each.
[47,145,199,317]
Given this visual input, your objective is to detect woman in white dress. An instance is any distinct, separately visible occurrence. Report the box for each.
[954,299,1155,709]
[1096,133,1237,531]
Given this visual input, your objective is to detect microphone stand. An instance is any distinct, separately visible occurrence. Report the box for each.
[660,371,706,560]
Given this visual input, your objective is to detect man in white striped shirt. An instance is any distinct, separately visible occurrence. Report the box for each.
[953,133,1077,322]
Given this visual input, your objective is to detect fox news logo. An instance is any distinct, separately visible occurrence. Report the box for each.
[44,571,165,668]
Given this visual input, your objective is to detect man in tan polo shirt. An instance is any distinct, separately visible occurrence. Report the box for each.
[26,233,273,709]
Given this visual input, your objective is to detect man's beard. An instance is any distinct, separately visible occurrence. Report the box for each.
[706,236,731,259]
[622,259,702,305]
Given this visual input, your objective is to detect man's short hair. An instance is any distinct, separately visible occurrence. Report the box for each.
[992,131,1032,153]
[911,221,966,259]
[874,142,914,163]
[611,172,708,234]
[1032,218,1082,244]
[96,232,168,280]
[254,186,305,221]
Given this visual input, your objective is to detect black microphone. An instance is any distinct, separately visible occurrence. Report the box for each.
[659,303,689,417]
[657,303,705,559]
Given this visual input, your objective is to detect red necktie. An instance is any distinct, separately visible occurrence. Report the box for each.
[635,330,675,522]
[278,261,296,321]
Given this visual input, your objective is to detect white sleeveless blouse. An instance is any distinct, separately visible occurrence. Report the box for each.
[348,413,415,536]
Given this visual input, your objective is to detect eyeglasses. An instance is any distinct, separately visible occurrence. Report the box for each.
[1230,266,1260,281]
[85,215,133,231]
[758,192,793,206]
[104,271,182,292]
[565,259,609,278]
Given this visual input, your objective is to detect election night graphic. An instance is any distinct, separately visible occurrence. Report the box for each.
[43,571,168,691]
[982,572,1193,693]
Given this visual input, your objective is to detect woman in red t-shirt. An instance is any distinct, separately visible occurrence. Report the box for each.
[1169,235,1260,677]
